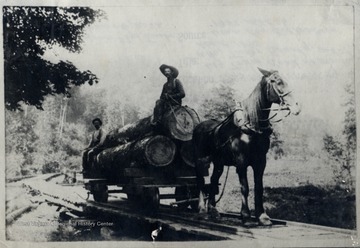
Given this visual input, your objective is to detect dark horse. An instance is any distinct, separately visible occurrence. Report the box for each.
[193,68,300,225]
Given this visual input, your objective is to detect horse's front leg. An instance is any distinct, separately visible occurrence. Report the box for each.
[207,160,223,218]
[237,165,250,220]
[208,160,224,207]
[253,155,272,226]
[195,157,210,214]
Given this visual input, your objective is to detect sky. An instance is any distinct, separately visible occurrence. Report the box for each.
[43,4,355,131]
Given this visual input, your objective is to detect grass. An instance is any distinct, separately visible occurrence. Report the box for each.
[210,156,356,229]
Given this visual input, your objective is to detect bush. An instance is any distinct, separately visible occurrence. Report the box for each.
[42,161,60,174]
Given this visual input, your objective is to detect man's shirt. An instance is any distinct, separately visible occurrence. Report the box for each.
[88,128,106,148]
[160,79,185,105]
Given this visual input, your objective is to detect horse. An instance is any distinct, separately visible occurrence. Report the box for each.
[193,68,301,226]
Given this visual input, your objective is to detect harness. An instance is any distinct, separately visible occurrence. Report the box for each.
[212,109,272,150]
[262,74,292,123]
[213,73,294,204]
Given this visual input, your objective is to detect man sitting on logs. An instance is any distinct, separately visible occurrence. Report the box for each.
[151,64,186,126]
[82,118,106,176]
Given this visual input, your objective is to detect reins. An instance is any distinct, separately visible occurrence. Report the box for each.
[208,73,295,207]
[259,79,293,123]
[214,79,294,148]
[215,165,230,204]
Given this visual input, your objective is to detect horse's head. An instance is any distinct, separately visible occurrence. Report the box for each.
[258,68,301,115]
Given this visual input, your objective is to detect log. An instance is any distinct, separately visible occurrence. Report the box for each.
[101,106,200,148]
[6,205,37,225]
[161,106,200,141]
[134,135,177,167]
[96,135,176,172]
[102,116,153,147]
[179,141,196,167]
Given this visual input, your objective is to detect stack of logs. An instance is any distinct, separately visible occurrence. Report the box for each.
[95,106,200,175]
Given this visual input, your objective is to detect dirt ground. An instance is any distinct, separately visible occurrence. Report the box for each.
[214,157,356,230]
[5,156,356,242]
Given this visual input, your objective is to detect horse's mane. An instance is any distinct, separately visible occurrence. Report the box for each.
[241,77,269,131]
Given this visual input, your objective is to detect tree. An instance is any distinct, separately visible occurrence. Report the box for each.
[74,88,108,134]
[32,95,87,173]
[323,84,356,191]
[3,6,104,110]
[5,109,38,176]
[343,84,356,154]
[269,130,285,160]
[104,100,141,131]
[199,84,286,159]
[199,85,240,120]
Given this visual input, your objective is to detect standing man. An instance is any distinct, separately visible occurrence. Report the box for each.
[152,64,186,125]
[82,118,106,175]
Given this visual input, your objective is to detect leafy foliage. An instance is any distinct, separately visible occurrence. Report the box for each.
[343,84,356,153]
[323,84,356,191]
[199,84,239,120]
[5,88,142,176]
[5,109,38,177]
[269,130,285,160]
[104,101,140,131]
[199,84,286,159]
[3,6,104,110]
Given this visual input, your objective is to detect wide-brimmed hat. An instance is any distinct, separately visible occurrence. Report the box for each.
[258,67,278,77]
[92,118,102,125]
[159,64,179,78]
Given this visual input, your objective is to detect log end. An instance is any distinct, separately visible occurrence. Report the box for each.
[163,106,200,141]
[145,135,176,167]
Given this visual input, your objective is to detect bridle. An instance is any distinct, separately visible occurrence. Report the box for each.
[270,82,292,106]
[262,75,293,122]
[212,73,295,145]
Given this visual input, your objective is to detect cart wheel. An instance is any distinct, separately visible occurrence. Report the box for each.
[142,187,160,212]
[93,184,108,203]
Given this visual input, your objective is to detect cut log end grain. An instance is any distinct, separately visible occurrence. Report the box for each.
[145,135,176,167]
[97,135,176,171]
[162,106,200,141]
[100,106,200,150]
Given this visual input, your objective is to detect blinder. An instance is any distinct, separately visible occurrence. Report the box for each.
[265,73,292,106]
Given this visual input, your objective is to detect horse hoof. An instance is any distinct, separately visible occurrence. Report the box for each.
[197,206,208,219]
[199,206,207,214]
[240,211,250,220]
[208,205,220,219]
[258,213,272,226]
[209,212,220,219]
[197,212,208,220]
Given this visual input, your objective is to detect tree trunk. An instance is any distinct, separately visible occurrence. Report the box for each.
[102,116,153,148]
[96,135,176,172]
[179,140,196,167]
[161,106,200,141]
[101,106,200,148]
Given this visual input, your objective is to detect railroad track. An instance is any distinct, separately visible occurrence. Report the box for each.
[93,200,356,241]
[17,174,358,244]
